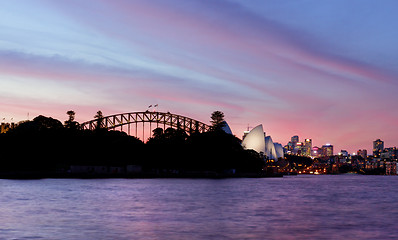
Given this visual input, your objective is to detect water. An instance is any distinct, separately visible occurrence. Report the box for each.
[1,175,398,240]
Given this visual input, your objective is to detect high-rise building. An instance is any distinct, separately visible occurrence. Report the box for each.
[321,144,334,157]
[295,142,303,155]
[312,146,321,157]
[373,139,384,158]
[357,149,367,159]
[303,139,312,157]
[339,150,349,157]
[291,135,299,144]
[286,142,294,151]
[286,135,300,155]
[382,147,397,160]
[291,135,299,153]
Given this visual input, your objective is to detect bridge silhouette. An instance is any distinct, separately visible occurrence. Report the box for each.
[80,111,211,140]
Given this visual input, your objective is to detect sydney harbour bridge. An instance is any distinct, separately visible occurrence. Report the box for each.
[80,111,211,140]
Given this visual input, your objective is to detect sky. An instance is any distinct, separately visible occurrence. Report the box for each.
[1,0,397,153]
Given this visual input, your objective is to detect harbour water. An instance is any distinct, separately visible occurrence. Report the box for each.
[1,175,398,239]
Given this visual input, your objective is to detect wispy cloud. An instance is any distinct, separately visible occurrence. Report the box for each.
[1,0,397,152]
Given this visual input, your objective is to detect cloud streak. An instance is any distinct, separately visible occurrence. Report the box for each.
[1,0,397,152]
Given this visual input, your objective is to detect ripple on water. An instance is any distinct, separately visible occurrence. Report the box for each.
[1,176,398,239]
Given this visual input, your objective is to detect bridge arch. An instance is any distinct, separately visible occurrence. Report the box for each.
[80,111,211,139]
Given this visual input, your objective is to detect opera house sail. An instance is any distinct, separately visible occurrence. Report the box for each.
[221,121,233,135]
[274,143,284,159]
[241,124,282,161]
[241,124,266,155]
[265,136,278,161]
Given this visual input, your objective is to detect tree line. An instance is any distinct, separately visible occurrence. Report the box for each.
[0,110,265,177]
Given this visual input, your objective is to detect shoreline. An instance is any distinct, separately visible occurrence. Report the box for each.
[0,172,284,180]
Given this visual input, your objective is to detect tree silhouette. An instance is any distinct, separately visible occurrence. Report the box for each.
[67,110,75,121]
[64,110,79,129]
[34,115,64,130]
[147,128,165,144]
[9,115,63,135]
[94,110,104,130]
[152,128,164,139]
[210,111,226,131]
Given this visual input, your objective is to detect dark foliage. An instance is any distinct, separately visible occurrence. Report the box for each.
[146,128,264,173]
[284,154,313,170]
[1,115,144,175]
[210,110,226,131]
[0,114,265,177]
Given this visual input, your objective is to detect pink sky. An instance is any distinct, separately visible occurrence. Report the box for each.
[1,0,398,153]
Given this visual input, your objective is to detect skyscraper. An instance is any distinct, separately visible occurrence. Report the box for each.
[291,135,299,144]
[312,146,321,157]
[373,139,384,158]
[339,150,349,157]
[322,144,334,157]
[382,147,397,160]
[295,142,303,155]
[303,139,312,157]
[289,135,300,154]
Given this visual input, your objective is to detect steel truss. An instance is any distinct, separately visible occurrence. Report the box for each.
[80,111,210,135]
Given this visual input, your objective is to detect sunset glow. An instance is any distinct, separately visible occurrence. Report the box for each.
[1,0,398,153]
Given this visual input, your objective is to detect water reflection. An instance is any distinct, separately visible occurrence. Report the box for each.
[1,175,398,239]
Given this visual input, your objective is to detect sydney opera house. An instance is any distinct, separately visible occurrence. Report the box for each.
[241,124,284,161]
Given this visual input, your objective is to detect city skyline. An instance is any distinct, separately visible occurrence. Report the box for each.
[1,0,398,153]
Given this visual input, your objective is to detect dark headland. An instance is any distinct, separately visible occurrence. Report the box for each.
[0,112,279,179]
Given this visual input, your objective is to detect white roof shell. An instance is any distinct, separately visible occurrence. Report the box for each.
[274,143,284,159]
[265,136,278,160]
[221,121,233,135]
[241,124,266,154]
[241,124,281,161]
